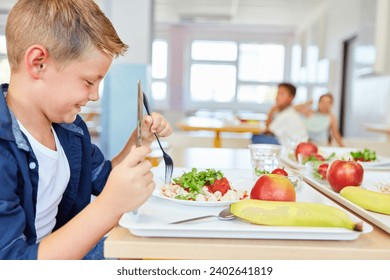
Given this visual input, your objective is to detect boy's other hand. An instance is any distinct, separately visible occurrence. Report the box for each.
[101,146,155,214]
[142,112,173,143]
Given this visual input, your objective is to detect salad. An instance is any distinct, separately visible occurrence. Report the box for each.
[349,148,377,162]
[161,168,248,202]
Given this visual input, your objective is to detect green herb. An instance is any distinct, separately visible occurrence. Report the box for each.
[350,149,377,162]
[255,169,270,176]
[172,168,224,195]
[313,169,325,180]
[325,152,336,161]
[302,155,321,164]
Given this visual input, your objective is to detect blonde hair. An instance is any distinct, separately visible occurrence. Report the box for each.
[6,0,128,71]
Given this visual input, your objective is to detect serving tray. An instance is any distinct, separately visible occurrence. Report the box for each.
[119,168,372,241]
[304,169,390,234]
[280,146,390,171]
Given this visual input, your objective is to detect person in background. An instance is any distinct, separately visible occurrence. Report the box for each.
[295,93,345,147]
[0,0,173,259]
[252,82,308,144]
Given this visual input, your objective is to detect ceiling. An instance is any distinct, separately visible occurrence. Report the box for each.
[1,0,331,31]
[154,0,331,28]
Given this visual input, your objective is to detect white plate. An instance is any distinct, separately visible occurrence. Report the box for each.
[152,168,253,207]
[120,169,373,241]
[304,169,390,234]
[281,146,390,170]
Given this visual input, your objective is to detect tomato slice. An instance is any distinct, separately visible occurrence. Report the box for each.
[207,177,231,195]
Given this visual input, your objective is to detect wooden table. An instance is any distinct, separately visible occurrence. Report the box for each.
[366,123,390,140]
[104,225,390,259]
[176,117,264,148]
[104,148,390,260]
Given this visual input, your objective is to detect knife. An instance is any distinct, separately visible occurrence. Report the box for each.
[136,80,143,147]
[133,81,144,216]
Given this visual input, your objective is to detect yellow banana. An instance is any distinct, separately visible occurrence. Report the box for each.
[230,199,362,231]
[340,186,390,215]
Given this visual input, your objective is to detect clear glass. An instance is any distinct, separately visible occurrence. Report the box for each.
[190,64,236,102]
[238,43,285,82]
[248,144,282,178]
[152,40,168,79]
[237,84,277,104]
[191,41,237,61]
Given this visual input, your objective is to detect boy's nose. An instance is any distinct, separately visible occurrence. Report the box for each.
[88,89,99,101]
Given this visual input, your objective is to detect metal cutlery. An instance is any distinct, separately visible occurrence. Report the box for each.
[170,208,235,224]
[136,81,143,147]
[142,91,174,184]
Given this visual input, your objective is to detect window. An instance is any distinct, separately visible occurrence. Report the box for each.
[0,35,10,84]
[290,44,329,103]
[190,64,236,102]
[188,40,285,110]
[151,39,168,101]
[191,40,237,61]
[238,44,284,82]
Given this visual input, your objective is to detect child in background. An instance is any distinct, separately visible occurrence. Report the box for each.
[0,0,172,259]
[252,82,308,144]
[296,93,345,147]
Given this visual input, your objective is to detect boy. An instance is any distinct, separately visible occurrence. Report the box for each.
[252,83,307,144]
[0,0,172,259]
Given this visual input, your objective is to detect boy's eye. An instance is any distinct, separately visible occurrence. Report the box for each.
[86,80,94,86]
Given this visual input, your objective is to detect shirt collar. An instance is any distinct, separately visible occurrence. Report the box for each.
[0,83,84,151]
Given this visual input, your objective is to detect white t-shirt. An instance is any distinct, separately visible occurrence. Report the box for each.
[269,106,309,142]
[18,122,70,243]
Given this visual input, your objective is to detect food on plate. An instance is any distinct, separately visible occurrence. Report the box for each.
[250,174,296,202]
[327,160,364,193]
[315,163,329,180]
[271,168,288,176]
[295,142,318,161]
[161,168,248,202]
[230,199,363,231]
[340,187,390,215]
[256,167,288,176]
[378,183,390,194]
[350,148,377,162]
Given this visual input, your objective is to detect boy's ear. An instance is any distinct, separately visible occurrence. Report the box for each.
[24,45,49,79]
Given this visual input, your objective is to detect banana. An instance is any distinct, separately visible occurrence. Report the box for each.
[230,199,362,232]
[340,186,390,215]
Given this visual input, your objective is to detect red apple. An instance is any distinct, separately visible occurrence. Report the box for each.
[271,168,288,176]
[317,163,329,180]
[327,160,364,192]
[250,174,296,202]
[295,142,318,161]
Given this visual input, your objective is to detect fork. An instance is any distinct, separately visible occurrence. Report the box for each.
[142,92,174,184]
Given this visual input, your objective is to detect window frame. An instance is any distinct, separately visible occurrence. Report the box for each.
[184,31,292,112]
[152,25,329,113]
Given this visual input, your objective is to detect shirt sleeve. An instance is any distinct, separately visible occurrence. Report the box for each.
[90,143,112,196]
[0,147,39,259]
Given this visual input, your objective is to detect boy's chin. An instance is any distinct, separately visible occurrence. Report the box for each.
[61,114,78,123]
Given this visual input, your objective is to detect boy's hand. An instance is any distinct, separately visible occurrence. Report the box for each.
[101,146,155,214]
[141,112,173,144]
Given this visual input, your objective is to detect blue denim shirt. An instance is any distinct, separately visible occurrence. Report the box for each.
[0,84,112,259]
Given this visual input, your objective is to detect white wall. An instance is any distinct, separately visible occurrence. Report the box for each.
[297,0,390,139]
